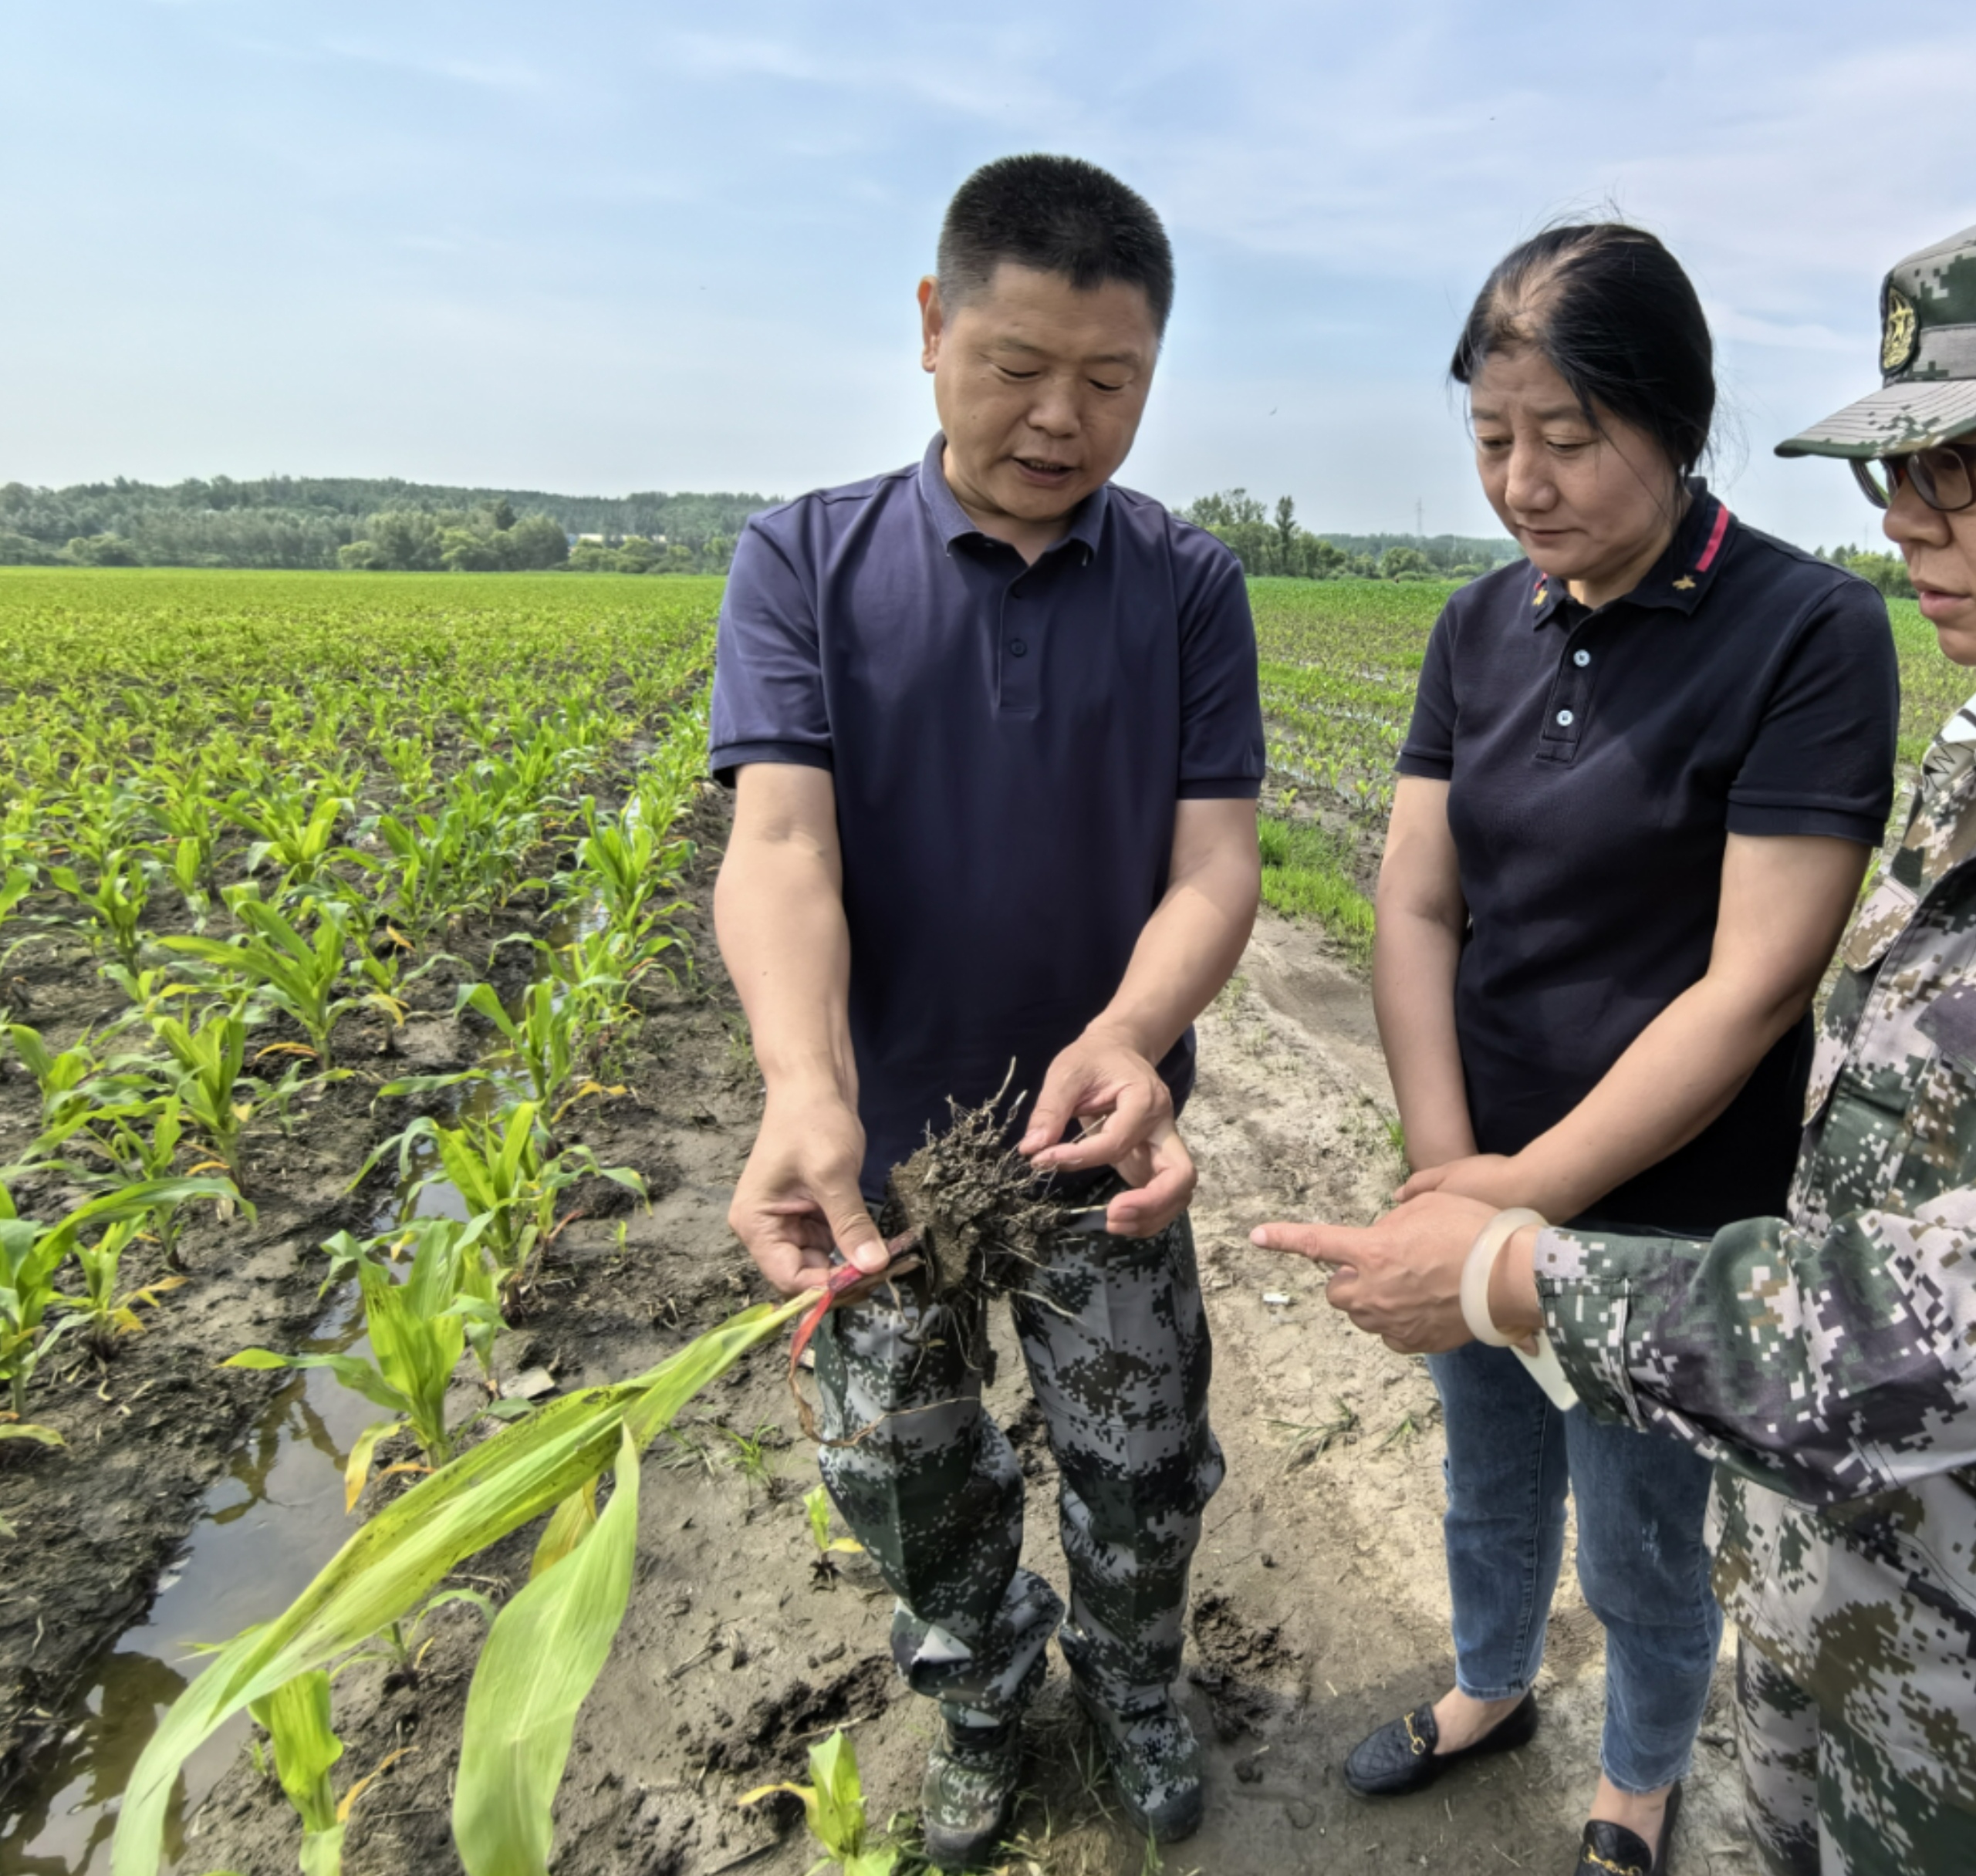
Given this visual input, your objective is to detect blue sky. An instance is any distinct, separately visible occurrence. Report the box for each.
[6,1,1974,548]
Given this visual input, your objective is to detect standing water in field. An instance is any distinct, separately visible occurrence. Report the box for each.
[0,1297,374,1875]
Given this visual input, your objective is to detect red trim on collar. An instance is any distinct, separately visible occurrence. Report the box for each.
[1694,504,1731,574]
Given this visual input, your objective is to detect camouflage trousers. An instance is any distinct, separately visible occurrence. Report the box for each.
[1736,1637,1973,1874]
[812,1210,1224,1722]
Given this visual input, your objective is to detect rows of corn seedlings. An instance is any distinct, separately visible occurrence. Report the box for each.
[0,570,860,1875]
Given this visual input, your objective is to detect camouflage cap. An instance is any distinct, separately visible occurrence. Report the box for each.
[1777,224,1976,459]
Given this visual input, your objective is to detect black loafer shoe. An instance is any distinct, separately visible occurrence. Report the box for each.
[1575,1780,1681,1876]
[1341,1690,1538,1797]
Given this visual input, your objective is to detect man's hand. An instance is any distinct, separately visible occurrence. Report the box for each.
[1019,1025,1197,1236]
[728,1087,888,1295]
[1250,1193,1542,1353]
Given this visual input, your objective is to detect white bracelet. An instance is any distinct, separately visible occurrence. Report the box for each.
[1460,1207,1580,1412]
[1460,1208,1545,1346]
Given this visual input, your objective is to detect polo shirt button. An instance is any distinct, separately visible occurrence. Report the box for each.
[1555,708,1575,727]
[1010,639,1029,657]
[1573,649,1591,667]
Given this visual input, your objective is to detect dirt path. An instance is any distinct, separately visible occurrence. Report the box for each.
[15,882,1760,1874]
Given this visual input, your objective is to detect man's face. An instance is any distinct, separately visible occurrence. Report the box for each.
[920,261,1159,548]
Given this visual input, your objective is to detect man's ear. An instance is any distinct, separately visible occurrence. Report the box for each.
[918,276,943,373]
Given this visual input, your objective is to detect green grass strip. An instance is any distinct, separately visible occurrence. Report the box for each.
[1258,815,1375,963]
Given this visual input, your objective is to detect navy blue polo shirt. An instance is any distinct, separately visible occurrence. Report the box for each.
[1397,484,1899,1233]
[710,434,1265,1199]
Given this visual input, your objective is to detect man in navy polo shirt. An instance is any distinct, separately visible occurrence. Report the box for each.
[710,155,1263,1865]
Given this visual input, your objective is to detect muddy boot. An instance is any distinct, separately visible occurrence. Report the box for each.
[1074,1685,1204,1842]
[920,1706,1023,1871]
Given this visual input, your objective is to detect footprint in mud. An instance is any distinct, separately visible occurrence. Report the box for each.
[1189,1590,1302,1743]
[693,1653,896,1777]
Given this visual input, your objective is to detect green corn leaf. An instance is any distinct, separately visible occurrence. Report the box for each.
[113,1291,807,1876]
[451,1426,641,1876]
[221,1349,411,1419]
[248,1671,343,1835]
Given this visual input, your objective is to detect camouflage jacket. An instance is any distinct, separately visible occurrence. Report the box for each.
[1535,697,1976,1814]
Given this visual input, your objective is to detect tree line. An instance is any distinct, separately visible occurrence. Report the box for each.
[0,475,773,572]
[1181,491,1517,580]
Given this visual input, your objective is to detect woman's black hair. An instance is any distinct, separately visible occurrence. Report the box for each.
[1451,223,1715,479]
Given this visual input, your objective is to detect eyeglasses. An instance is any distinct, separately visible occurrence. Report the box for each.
[1851,443,1976,514]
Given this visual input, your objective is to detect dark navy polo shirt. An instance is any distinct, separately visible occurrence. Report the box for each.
[1397,483,1899,1234]
[710,433,1265,1199]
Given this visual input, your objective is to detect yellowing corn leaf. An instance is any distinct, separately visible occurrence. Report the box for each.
[452,1426,641,1876]
[529,1479,597,1581]
[343,1420,401,1514]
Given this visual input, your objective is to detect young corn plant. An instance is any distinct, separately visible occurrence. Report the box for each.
[48,850,152,971]
[148,1004,256,1176]
[245,1668,405,1876]
[2,1177,245,1414]
[802,1484,866,1588]
[113,1290,813,1876]
[5,1021,155,1146]
[224,782,353,897]
[56,1215,187,1355]
[362,1102,645,1291]
[226,1217,512,1510]
[741,1729,898,1876]
[166,890,400,1067]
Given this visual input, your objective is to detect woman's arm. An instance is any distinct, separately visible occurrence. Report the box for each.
[1408,832,1869,1220]
[1372,777,1477,1171]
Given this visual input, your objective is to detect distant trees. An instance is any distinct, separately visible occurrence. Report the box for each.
[339,506,569,572]
[0,476,774,571]
[1816,544,1916,599]
[1181,490,1514,582]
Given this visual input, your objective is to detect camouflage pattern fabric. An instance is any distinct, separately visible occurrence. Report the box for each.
[1776,223,1976,456]
[1532,695,1976,1843]
[1738,1638,1976,1875]
[812,1210,1223,1722]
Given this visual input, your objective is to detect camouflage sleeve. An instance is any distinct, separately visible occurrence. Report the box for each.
[1534,1197,1976,1509]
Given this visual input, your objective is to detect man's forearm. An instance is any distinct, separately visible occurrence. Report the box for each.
[712,832,857,1102]
[1085,844,1258,1061]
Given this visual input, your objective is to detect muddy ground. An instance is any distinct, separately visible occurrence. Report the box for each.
[0,800,1761,1875]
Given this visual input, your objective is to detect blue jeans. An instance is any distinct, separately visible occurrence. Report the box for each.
[1427,1338,1723,1793]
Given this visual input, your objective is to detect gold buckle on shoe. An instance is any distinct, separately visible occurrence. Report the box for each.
[1403,1712,1428,1758]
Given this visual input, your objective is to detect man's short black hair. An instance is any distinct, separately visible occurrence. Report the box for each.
[937,154,1174,336]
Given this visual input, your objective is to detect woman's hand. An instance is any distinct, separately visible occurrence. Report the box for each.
[1251,1192,1543,1353]
[1397,1150,1526,1207]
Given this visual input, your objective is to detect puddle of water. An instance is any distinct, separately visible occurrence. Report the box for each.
[0,1296,377,1876]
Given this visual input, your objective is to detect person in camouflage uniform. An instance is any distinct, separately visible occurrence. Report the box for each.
[1257,227,1976,1875]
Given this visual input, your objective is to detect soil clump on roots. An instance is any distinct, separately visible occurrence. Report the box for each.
[875,1087,1072,1310]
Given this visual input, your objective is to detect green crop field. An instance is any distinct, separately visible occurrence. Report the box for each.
[1245,575,1972,958]
[0,563,1965,1874]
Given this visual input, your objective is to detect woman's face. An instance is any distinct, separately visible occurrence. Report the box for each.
[1883,459,1976,666]
[1469,344,1684,606]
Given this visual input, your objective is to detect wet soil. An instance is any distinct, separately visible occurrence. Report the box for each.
[1,807,1759,1875]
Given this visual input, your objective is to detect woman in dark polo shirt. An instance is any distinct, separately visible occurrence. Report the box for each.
[1343,224,1899,1874]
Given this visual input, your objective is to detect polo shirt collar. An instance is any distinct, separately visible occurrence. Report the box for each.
[1528,479,1734,627]
[915,431,1110,564]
